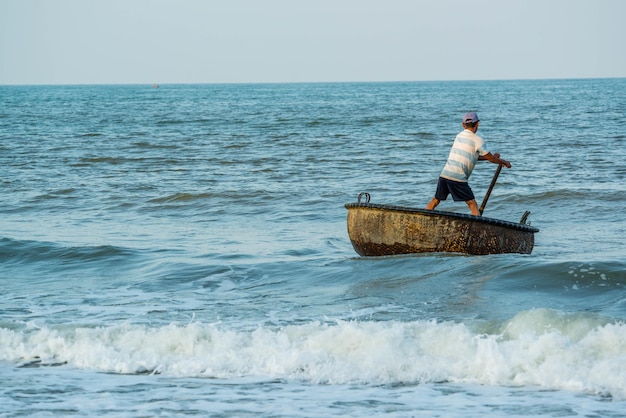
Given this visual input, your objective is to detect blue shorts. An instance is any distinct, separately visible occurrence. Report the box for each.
[434,177,475,202]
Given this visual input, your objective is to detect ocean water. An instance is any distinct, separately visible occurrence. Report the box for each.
[1,79,625,417]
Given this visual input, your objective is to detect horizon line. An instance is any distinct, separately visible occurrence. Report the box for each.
[1,75,625,87]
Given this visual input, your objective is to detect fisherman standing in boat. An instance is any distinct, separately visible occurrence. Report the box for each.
[425,112,511,216]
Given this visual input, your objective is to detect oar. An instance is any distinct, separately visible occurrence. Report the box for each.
[479,164,503,215]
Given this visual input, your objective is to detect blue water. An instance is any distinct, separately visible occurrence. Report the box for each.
[1,79,626,417]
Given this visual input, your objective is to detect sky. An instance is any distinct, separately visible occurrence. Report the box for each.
[1,0,625,85]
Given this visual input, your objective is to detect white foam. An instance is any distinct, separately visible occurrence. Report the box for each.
[2,309,625,399]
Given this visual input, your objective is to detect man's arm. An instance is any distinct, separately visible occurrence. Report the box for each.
[479,152,511,168]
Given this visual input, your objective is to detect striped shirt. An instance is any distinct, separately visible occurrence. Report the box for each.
[439,129,488,182]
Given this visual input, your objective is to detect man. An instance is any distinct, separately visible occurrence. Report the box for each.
[425,112,511,216]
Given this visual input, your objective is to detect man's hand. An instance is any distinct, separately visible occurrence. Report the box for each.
[483,152,511,168]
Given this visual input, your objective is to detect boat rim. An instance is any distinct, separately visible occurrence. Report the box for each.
[345,202,540,233]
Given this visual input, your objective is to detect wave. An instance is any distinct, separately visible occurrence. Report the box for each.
[77,133,103,137]
[499,259,626,288]
[2,309,625,399]
[132,141,179,149]
[0,237,137,267]
[147,192,215,204]
[77,156,125,165]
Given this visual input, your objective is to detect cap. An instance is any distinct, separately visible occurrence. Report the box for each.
[463,112,480,124]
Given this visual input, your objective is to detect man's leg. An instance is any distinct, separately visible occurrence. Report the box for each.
[426,198,440,210]
[466,199,480,216]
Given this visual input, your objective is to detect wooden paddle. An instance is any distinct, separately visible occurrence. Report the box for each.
[479,163,503,215]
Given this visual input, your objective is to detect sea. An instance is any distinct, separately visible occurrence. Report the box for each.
[1,78,625,417]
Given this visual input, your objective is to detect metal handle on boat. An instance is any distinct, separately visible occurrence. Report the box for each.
[357,192,371,204]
